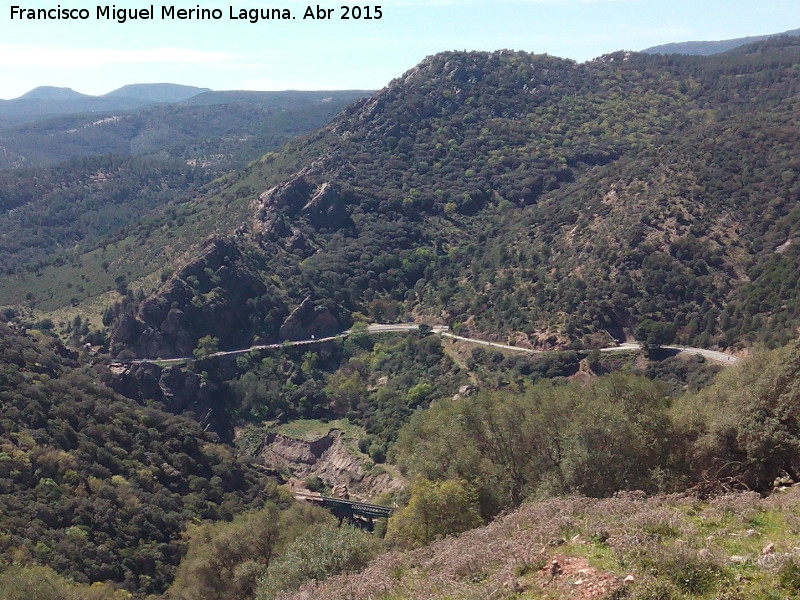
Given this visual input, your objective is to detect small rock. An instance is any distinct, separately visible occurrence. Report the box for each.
[549,559,562,577]
[745,529,758,538]
[729,555,748,564]
[757,553,782,569]
[763,542,776,555]
[623,575,635,584]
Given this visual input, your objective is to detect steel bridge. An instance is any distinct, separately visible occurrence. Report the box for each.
[294,491,394,523]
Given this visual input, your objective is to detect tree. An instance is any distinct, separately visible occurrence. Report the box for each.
[193,335,220,359]
[169,502,332,600]
[387,478,483,548]
[393,376,676,510]
[635,319,677,350]
[674,342,800,492]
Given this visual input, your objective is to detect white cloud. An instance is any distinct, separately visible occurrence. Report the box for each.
[0,45,234,68]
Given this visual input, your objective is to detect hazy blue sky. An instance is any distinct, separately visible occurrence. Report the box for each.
[0,0,797,98]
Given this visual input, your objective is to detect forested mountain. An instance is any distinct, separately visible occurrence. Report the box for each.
[86,36,800,359]
[0,90,370,169]
[0,90,370,286]
[0,315,283,595]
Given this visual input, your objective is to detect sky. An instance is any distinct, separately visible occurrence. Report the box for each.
[0,0,797,99]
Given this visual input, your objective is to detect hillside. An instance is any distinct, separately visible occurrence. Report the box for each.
[7,37,800,598]
[0,315,283,595]
[130,332,800,600]
[279,488,800,600]
[0,90,370,288]
[81,37,800,361]
[0,89,370,169]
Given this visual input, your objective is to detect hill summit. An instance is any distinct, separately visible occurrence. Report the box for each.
[102,83,210,102]
[16,86,88,100]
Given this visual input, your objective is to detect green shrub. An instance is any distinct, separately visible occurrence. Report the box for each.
[255,524,382,599]
[387,478,483,548]
[304,476,326,493]
[779,558,800,592]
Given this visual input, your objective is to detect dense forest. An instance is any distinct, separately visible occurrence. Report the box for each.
[0,315,284,595]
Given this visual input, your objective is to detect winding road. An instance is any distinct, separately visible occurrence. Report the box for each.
[117,323,740,366]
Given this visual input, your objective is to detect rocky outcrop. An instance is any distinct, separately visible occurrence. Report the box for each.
[110,236,286,358]
[279,296,343,341]
[261,431,334,465]
[255,173,315,240]
[255,173,352,243]
[106,362,229,438]
[108,362,164,403]
[301,182,349,231]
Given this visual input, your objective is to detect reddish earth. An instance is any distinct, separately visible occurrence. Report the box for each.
[535,555,627,599]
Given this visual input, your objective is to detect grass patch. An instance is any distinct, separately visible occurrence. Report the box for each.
[274,418,364,442]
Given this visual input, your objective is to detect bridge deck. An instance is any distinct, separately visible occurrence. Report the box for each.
[295,492,394,519]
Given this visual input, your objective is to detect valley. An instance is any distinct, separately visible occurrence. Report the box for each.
[1,30,800,600]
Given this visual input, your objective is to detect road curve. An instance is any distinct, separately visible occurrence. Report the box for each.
[115,324,739,366]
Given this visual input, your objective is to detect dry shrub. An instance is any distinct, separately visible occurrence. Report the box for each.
[629,577,679,600]
[707,491,763,521]
[280,492,782,600]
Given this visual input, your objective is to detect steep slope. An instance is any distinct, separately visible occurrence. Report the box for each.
[102,39,800,357]
[281,489,800,600]
[0,316,282,595]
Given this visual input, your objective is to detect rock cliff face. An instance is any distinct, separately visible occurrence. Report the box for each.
[107,361,232,439]
[110,236,287,358]
[279,296,343,341]
[254,173,353,249]
[256,429,405,500]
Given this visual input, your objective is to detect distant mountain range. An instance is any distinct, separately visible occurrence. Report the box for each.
[0,83,211,125]
[102,83,211,102]
[643,27,800,56]
[0,89,370,169]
